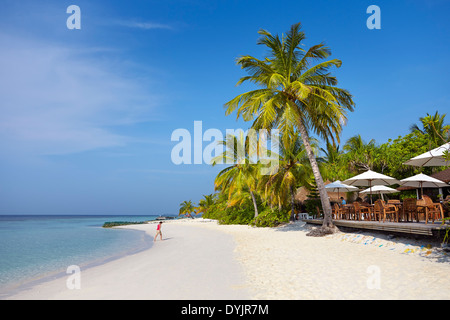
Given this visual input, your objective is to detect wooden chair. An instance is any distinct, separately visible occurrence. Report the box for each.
[418,195,444,224]
[443,195,450,218]
[387,200,403,221]
[403,198,419,222]
[373,200,382,222]
[353,202,371,221]
[386,201,399,222]
[374,199,398,223]
[332,203,344,220]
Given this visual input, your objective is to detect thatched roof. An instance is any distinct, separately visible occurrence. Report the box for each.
[294,186,309,202]
[294,180,353,203]
[430,168,450,183]
[396,186,416,191]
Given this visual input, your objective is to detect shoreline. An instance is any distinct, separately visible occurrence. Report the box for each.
[3,218,450,300]
[0,227,154,299]
[0,214,161,294]
[3,219,250,300]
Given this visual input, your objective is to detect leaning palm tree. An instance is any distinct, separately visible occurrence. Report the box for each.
[179,200,195,217]
[225,22,355,232]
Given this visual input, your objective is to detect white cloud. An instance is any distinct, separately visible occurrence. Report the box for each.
[0,34,158,156]
[115,20,174,30]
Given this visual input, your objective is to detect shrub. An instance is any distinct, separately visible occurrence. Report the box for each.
[252,208,289,227]
[399,190,417,200]
[202,202,255,225]
[218,207,254,225]
[303,199,322,217]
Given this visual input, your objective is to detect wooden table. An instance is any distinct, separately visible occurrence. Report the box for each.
[360,204,374,221]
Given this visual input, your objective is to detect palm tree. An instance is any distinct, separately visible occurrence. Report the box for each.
[320,142,348,181]
[225,23,355,231]
[260,134,313,221]
[410,111,450,149]
[179,200,195,217]
[196,194,217,215]
[343,134,376,172]
[211,132,261,218]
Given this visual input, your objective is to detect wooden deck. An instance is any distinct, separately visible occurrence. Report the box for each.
[303,219,449,237]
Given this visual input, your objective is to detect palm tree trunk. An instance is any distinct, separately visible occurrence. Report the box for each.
[296,120,334,229]
[249,190,259,218]
[290,185,296,222]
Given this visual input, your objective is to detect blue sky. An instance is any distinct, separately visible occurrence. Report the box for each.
[0,0,449,215]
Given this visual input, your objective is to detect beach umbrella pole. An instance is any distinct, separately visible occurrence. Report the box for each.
[421,182,423,199]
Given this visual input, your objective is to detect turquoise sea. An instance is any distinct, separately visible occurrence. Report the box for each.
[0,215,164,294]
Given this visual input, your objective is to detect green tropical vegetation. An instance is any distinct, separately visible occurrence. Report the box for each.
[211,131,261,218]
[179,23,450,232]
[258,133,312,222]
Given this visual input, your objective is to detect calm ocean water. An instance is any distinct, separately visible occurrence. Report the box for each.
[0,215,163,292]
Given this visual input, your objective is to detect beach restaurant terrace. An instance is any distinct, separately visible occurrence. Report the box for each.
[304,143,450,237]
[304,173,449,237]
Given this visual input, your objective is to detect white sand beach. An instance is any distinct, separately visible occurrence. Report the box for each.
[4,220,249,300]
[4,219,450,300]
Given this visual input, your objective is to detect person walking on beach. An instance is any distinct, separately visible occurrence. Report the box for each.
[154,221,163,242]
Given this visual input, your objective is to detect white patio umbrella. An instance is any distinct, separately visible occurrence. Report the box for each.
[344,170,401,204]
[403,142,450,167]
[360,185,399,201]
[399,173,448,198]
[325,180,359,201]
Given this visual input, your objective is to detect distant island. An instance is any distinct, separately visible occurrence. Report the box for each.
[102,221,147,228]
